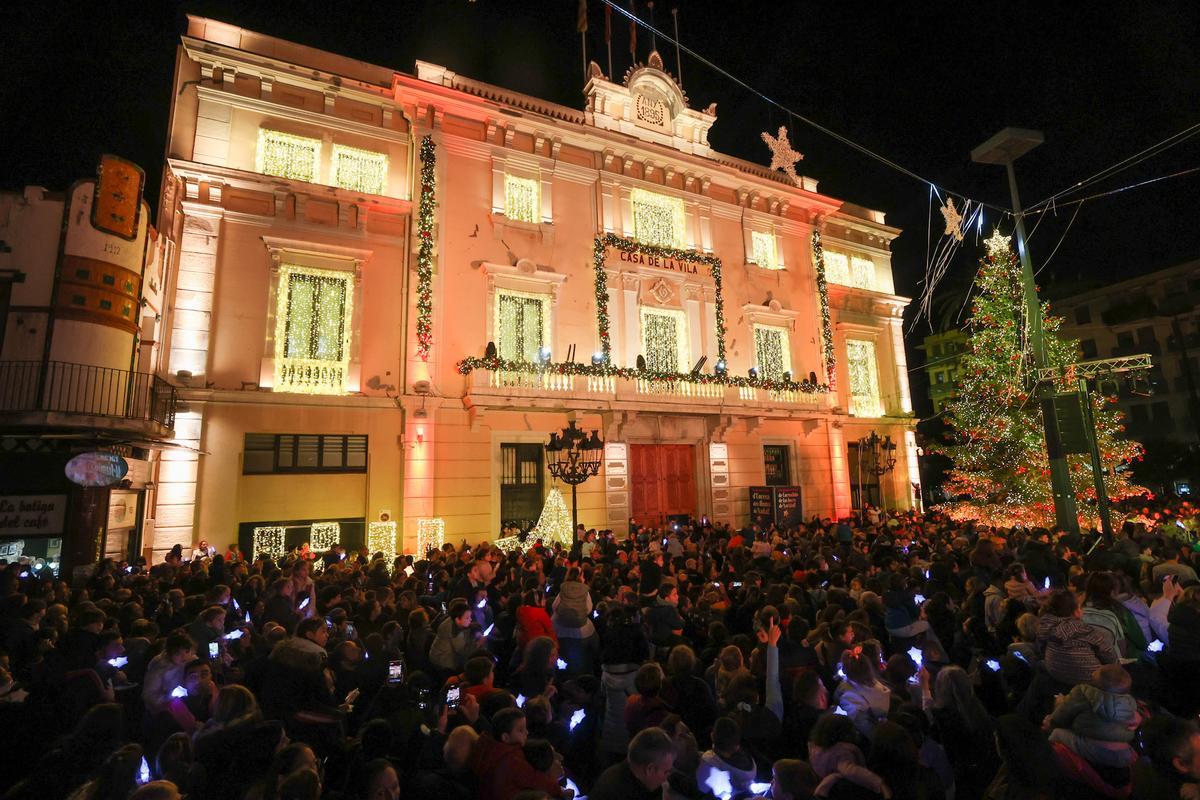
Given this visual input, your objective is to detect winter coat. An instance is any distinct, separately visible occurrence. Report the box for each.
[1036,613,1119,685]
[983,584,1007,632]
[1119,593,1153,643]
[551,580,595,639]
[808,741,887,797]
[515,606,557,650]
[834,679,891,740]
[1050,683,1139,743]
[428,617,475,673]
[1167,600,1200,662]
[1081,605,1126,654]
[599,665,638,755]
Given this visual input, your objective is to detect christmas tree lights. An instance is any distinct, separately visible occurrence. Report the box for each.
[935,231,1143,527]
[416,518,445,557]
[415,135,437,360]
[503,174,539,223]
[811,230,837,389]
[530,487,573,547]
[252,526,286,559]
[331,144,388,195]
[310,522,340,552]
[256,129,321,183]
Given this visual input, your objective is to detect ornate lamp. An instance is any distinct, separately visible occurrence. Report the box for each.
[546,421,604,544]
[856,431,898,512]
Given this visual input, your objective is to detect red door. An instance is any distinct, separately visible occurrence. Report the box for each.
[629,444,697,527]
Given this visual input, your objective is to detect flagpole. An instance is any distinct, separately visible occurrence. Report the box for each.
[582,31,588,81]
[671,6,682,87]
[648,2,656,51]
[605,5,613,78]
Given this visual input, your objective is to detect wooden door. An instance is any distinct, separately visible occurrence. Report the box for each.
[629,444,697,527]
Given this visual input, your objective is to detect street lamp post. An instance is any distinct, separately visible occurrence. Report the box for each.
[857,431,897,513]
[546,421,603,544]
[972,128,1080,535]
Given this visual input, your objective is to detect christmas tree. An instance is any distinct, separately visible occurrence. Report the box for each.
[935,230,1143,528]
[531,487,573,547]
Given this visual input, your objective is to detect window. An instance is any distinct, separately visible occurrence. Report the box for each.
[1152,401,1172,426]
[256,129,321,182]
[503,174,540,223]
[1081,338,1098,358]
[764,445,790,486]
[243,434,367,474]
[495,290,550,362]
[630,188,686,248]
[640,307,689,373]
[823,250,875,289]
[1075,306,1092,325]
[500,443,544,528]
[935,371,946,384]
[1116,330,1135,349]
[846,339,883,417]
[753,324,791,381]
[331,144,388,195]
[750,230,779,270]
[275,265,354,394]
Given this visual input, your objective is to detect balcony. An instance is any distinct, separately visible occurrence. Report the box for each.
[465,366,832,417]
[0,360,177,435]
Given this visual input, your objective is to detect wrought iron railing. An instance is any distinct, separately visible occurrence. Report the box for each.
[0,360,177,429]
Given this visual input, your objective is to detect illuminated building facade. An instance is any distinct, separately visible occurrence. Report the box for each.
[153,17,918,557]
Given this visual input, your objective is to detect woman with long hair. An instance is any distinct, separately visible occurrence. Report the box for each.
[929,665,996,796]
[513,635,558,700]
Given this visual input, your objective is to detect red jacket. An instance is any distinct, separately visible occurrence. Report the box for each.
[516,606,557,650]
[469,733,564,800]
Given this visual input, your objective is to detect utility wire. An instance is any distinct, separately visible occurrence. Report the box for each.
[596,0,1013,214]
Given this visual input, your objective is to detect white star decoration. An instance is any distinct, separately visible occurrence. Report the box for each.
[940,197,964,241]
[984,228,1012,258]
[760,126,803,185]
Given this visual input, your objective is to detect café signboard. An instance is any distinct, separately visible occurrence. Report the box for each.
[65,451,129,488]
[0,495,67,536]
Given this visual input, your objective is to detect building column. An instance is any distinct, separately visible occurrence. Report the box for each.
[887,317,913,415]
[827,419,852,519]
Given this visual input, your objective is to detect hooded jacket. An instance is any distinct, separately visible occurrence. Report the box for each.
[1036,613,1119,685]
[1050,682,1139,743]
[551,580,595,638]
[429,617,475,672]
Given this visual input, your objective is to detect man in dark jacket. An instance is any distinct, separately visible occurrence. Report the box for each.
[645,581,684,647]
[1132,716,1200,800]
[590,726,676,800]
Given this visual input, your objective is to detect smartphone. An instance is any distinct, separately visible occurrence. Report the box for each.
[208,642,220,659]
[445,683,462,710]
[299,596,310,610]
[732,581,743,588]
[345,622,356,639]
[387,659,405,685]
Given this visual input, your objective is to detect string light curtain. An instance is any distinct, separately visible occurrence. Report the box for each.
[824,249,877,290]
[850,256,877,290]
[751,230,779,270]
[367,521,397,562]
[310,522,340,551]
[252,526,286,559]
[754,325,791,380]
[846,339,883,417]
[274,264,354,394]
[256,129,321,183]
[631,188,686,248]
[331,144,388,195]
[504,174,540,223]
[496,290,548,361]
[416,518,445,556]
[641,307,687,373]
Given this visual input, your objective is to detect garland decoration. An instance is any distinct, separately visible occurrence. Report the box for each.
[458,232,827,394]
[592,233,727,363]
[811,230,837,389]
[415,135,436,360]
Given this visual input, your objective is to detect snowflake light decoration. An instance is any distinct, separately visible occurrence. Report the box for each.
[760,126,803,185]
[940,197,964,241]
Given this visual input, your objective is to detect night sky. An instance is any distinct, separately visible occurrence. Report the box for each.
[3,0,1198,413]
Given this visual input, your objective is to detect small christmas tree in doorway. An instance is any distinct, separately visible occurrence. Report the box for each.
[935,230,1143,527]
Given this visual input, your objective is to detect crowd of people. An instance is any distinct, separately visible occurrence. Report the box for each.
[2,501,1200,800]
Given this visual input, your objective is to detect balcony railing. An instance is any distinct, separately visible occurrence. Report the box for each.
[467,367,828,408]
[0,360,177,430]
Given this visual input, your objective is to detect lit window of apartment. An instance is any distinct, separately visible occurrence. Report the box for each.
[846,338,883,417]
[630,188,686,248]
[753,324,791,381]
[331,144,388,195]
[495,289,550,362]
[750,230,780,270]
[503,174,540,223]
[275,265,354,394]
[640,307,689,373]
[256,130,321,183]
